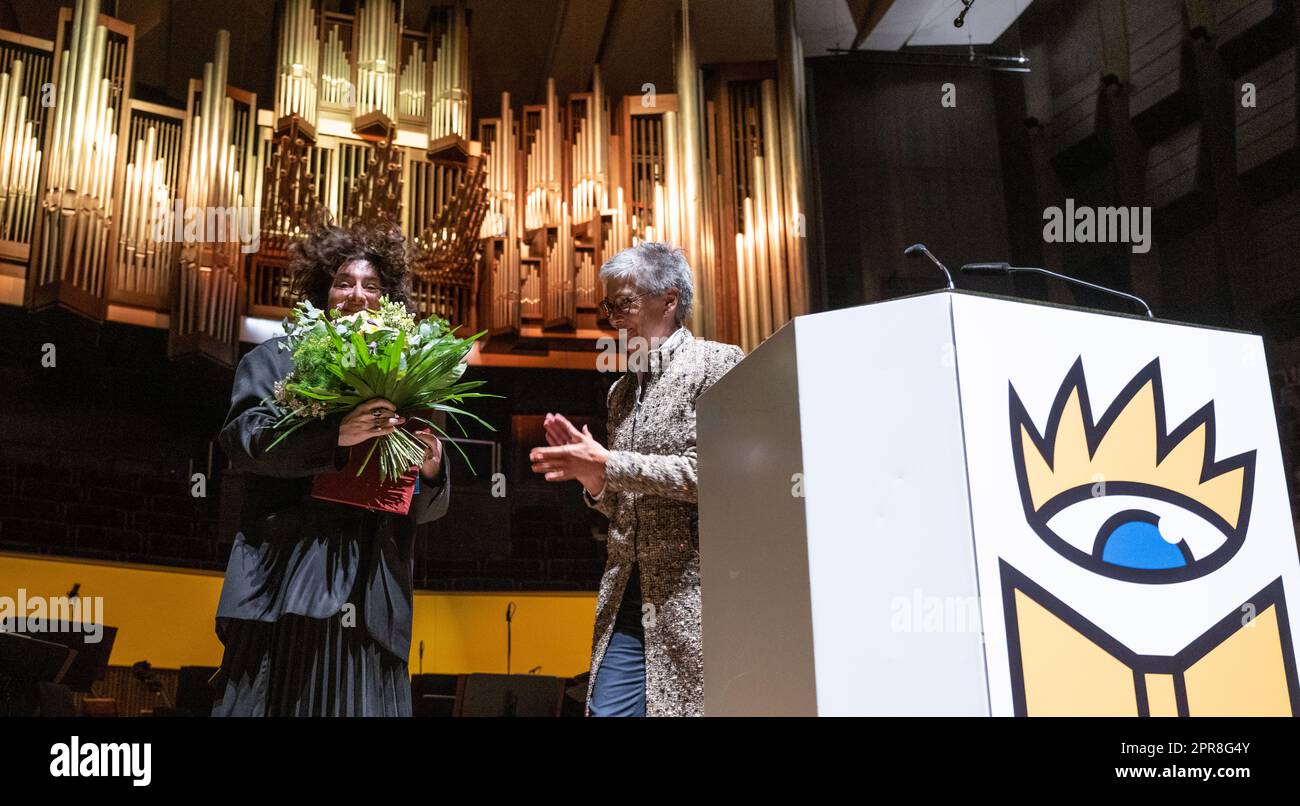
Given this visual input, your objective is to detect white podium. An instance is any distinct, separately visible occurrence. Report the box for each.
[698,290,1300,716]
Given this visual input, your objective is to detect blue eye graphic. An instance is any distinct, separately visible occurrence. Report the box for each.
[1010,358,1256,585]
[1038,489,1240,582]
[1097,512,1190,570]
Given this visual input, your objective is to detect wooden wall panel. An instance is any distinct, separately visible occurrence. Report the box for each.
[1127,0,1185,118]
[1213,0,1277,42]
[1146,121,1201,207]
[806,58,1011,308]
[1042,0,1105,155]
[1235,46,1297,175]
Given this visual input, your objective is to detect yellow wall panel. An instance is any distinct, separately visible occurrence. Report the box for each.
[0,552,596,676]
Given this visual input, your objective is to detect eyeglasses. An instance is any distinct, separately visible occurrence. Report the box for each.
[598,292,654,320]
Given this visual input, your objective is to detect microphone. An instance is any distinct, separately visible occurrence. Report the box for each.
[505,602,516,675]
[959,262,1153,318]
[903,244,955,290]
[959,262,1011,275]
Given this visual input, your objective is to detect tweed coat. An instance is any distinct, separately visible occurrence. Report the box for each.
[582,328,744,716]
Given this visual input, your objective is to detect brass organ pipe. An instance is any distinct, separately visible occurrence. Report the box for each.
[663,110,678,245]
[673,3,709,333]
[742,196,757,350]
[751,152,771,338]
[67,0,95,196]
[760,79,788,325]
[48,42,70,204]
[3,67,16,233]
[775,0,808,316]
[0,63,19,217]
[736,227,748,348]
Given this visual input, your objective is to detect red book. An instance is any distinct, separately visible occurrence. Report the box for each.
[310,443,419,515]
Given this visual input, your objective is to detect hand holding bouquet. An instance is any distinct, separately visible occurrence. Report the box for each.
[265,296,495,485]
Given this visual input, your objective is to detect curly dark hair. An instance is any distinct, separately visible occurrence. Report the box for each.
[288,217,416,314]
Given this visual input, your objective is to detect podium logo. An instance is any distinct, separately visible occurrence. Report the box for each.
[999,359,1296,715]
[998,561,1295,715]
[50,736,151,787]
[1009,357,1255,583]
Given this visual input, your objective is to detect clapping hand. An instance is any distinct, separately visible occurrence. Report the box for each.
[530,413,608,495]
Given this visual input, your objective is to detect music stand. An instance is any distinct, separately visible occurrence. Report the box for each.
[453,673,567,717]
[10,619,117,693]
[411,673,461,717]
[0,632,77,717]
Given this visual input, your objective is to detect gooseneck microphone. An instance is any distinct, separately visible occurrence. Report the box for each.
[960,262,1154,318]
[903,244,955,290]
[505,602,516,675]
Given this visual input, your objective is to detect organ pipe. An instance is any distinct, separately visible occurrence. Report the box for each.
[28,0,126,316]
[0,59,43,246]
[170,29,250,364]
[429,1,469,142]
[353,0,400,126]
[276,0,319,127]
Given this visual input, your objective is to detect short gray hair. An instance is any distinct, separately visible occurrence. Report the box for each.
[598,242,694,324]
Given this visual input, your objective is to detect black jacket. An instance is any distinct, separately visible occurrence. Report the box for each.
[214,336,450,660]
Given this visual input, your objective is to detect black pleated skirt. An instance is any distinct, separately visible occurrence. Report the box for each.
[210,611,412,717]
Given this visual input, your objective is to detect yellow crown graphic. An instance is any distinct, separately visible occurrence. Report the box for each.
[1009,358,1256,581]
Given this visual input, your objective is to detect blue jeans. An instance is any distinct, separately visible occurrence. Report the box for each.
[590,629,646,716]
[590,565,646,717]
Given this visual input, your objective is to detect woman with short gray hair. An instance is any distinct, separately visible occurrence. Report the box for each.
[530,241,744,716]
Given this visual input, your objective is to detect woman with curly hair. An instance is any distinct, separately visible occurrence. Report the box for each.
[209,220,451,717]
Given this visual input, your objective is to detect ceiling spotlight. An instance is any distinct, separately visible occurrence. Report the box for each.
[955,0,975,28]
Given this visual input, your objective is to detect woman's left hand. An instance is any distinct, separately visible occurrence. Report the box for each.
[413,429,444,481]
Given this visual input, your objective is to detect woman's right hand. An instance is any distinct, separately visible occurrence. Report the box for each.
[338,398,406,447]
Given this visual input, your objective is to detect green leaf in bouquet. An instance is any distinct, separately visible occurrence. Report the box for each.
[352,428,426,483]
[264,416,314,452]
[406,415,480,475]
[427,402,495,435]
[341,369,376,399]
[288,386,341,402]
[355,434,382,477]
[378,329,405,376]
[351,329,372,360]
[362,361,388,399]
